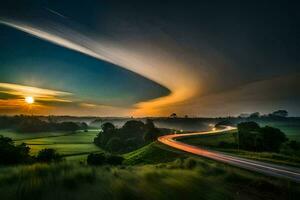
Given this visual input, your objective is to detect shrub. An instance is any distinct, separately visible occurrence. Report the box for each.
[106,155,124,165]
[183,157,197,169]
[87,153,106,165]
[36,148,62,163]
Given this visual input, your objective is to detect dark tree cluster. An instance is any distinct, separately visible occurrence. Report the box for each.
[94,119,161,153]
[280,140,300,156]
[0,135,32,165]
[0,135,63,165]
[269,110,289,118]
[36,148,62,163]
[237,122,287,152]
[0,115,87,133]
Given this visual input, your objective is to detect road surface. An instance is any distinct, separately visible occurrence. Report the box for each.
[158,127,300,182]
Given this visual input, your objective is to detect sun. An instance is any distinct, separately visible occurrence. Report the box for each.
[25,96,35,104]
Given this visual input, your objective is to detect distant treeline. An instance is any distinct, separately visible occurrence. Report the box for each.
[0,115,88,133]
[90,110,299,131]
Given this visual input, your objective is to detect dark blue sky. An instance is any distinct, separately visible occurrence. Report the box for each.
[0,0,299,116]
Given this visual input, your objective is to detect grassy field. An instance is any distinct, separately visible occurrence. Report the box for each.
[124,142,189,165]
[0,129,102,160]
[179,130,237,147]
[0,143,299,200]
[0,129,70,141]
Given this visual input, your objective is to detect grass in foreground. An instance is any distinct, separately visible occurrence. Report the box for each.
[0,157,299,200]
[1,140,300,200]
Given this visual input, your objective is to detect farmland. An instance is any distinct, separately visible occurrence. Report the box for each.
[0,129,102,160]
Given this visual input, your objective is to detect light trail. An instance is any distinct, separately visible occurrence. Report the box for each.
[158,127,300,182]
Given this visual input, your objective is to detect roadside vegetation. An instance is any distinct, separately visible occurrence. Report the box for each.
[180,122,300,167]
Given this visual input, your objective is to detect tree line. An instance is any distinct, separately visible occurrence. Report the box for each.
[0,115,88,133]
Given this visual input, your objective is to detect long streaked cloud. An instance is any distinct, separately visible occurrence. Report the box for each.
[0,82,71,97]
[0,82,73,113]
[0,19,201,116]
[0,82,132,116]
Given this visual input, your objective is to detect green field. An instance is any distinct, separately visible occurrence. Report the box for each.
[0,129,71,141]
[124,142,189,165]
[0,129,102,160]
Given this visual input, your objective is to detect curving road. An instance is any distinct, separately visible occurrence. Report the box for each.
[158,127,300,182]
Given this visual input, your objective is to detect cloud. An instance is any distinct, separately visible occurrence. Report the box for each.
[0,82,71,97]
[168,74,300,117]
[0,82,73,114]
[0,19,200,116]
[0,82,133,116]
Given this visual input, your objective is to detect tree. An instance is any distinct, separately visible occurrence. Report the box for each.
[87,153,106,165]
[124,138,138,151]
[144,119,160,142]
[238,121,260,132]
[144,127,160,143]
[0,135,32,165]
[270,110,288,118]
[106,137,122,153]
[17,118,49,132]
[237,122,262,151]
[260,126,287,152]
[121,120,145,143]
[170,113,177,118]
[101,122,115,134]
[59,122,80,132]
[145,119,155,130]
[36,148,62,162]
[94,122,116,147]
[81,122,88,132]
[237,122,287,152]
[249,112,260,118]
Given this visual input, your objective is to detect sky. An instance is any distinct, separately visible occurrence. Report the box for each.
[0,0,299,117]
